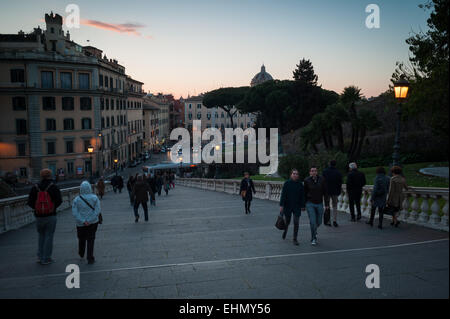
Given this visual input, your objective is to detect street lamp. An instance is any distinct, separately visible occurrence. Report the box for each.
[87,145,94,183]
[392,77,410,167]
[114,158,118,176]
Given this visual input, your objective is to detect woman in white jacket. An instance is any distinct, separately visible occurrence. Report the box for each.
[72,181,101,264]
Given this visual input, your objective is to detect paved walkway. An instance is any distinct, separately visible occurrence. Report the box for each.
[0,185,448,298]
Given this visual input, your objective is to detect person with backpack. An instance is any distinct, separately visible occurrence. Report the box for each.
[72,181,101,264]
[27,169,62,265]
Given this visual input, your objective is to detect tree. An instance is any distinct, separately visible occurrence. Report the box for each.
[293,58,318,86]
[203,87,250,129]
[392,0,449,139]
[340,86,363,161]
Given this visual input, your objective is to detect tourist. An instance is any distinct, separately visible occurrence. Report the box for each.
[156,173,163,196]
[367,166,390,229]
[111,175,118,193]
[279,169,306,246]
[127,175,136,205]
[96,176,105,200]
[117,175,124,193]
[386,166,409,227]
[163,172,170,196]
[304,166,329,246]
[346,162,367,221]
[27,168,62,265]
[322,160,343,227]
[146,174,156,206]
[240,172,256,214]
[132,175,150,222]
[71,181,101,264]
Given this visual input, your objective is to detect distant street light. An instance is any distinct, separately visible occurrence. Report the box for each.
[392,77,410,167]
[114,158,118,175]
[87,145,94,183]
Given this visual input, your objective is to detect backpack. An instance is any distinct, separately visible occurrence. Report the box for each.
[34,183,55,216]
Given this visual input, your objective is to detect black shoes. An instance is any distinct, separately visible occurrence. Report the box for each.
[282,231,287,240]
[333,221,339,227]
[357,215,362,221]
[87,258,95,265]
[293,239,299,246]
[366,221,374,227]
[135,216,139,223]
[325,222,332,227]
[351,217,356,222]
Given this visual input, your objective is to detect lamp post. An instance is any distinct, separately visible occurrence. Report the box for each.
[114,158,118,176]
[392,77,410,167]
[178,156,183,177]
[214,144,221,179]
[87,145,94,184]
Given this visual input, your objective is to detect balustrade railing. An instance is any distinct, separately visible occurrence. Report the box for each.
[176,178,449,232]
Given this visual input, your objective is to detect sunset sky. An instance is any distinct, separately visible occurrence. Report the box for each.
[1,0,429,99]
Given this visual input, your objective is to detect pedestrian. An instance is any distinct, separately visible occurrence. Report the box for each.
[27,168,62,265]
[279,169,305,246]
[72,181,101,264]
[156,173,163,196]
[146,174,157,206]
[111,175,118,193]
[163,173,169,196]
[96,176,105,200]
[346,162,366,222]
[117,175,124,193]
[132,175,150,222]
[240,172,256,214]
[367,167,390,229]
[304,166,329,246]
[386,166,409,227]
[322,160,343,227]
[127,175,135,205]
[170,172,175,189]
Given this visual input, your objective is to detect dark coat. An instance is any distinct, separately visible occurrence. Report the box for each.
[117,176,124,189]
[279,179,306,214]
[387,175,408,208]
[132,180,150,203]
[370,174,390,208]
[304,176,328,204]
[322,166,343,196]
[27,179,62,217]
[346,169,366,197]
[240,178,256,201]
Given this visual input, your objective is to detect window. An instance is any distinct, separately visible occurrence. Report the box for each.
[197,104,201,109]
[63,118,74,130]
[82,118,92,130]
[12,97,26,111]
[110,77,113,88]
[101,117,105,128]
[188,104,192,109]
[100,98,104,110]
[11,69,24,83]
[42,97,56,110]
[67,162,74,175]
[79,73,90,89]
[80,97,92,110]
[47,141,56,155]
[197,113,201,119]
[99,74,103,87]
[111,99,114,110]
[20,167,27,178]
[215,113,218,118]
[207,114,211,120]
[188,113,193,120]
[83,140,91,152]
[104,76,109,87]
[60,72,72,89]
[66,141,74,153]
[17,143,26,156]
[62,97,74,111]
[16,119,27,135]
[106,99,109,110]
[46,119,56,131]
[41,71,54,89]
[111,116,115,127]
[221,113,224,118]
[106,117,110,127]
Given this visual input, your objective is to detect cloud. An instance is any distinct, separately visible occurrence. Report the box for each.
[81,19,152,39]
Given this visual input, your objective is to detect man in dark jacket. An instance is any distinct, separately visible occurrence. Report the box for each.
[132,175,150,222]
[304,167,329,246]
[346,162,367,221]
[117,175,124,193]
[279,169,306,246]
[322,160,343,227]
[240,172,256,214]
[27,168,62,265]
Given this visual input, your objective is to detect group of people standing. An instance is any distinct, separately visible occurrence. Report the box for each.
[240,160,409,246]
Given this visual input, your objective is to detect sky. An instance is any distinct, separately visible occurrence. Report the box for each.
[0,0,430,99]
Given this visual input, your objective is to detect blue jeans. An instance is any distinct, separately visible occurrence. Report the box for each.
[36,215,57,262]
[306,202,324,241]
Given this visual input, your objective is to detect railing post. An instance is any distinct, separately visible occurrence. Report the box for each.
[440,196,449,229]
[408,194,420,223]
[429,195,441,226]
[418,194,430,224]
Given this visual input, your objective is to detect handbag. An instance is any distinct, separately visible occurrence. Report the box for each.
[382,205,399,216]
[80,195,102,224]
[240,190,247,198]
[275,213,286,230]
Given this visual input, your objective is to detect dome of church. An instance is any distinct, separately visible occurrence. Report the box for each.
[250,64,273,87]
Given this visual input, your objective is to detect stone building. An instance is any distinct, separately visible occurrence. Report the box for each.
[0,12,145,181]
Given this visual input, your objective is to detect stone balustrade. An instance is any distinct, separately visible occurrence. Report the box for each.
[177,178,449,232]
[0,182,112,234]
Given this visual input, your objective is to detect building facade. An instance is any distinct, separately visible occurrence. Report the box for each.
[0,12,145,181]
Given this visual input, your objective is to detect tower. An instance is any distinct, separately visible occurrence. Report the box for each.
[44,11,64,53]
